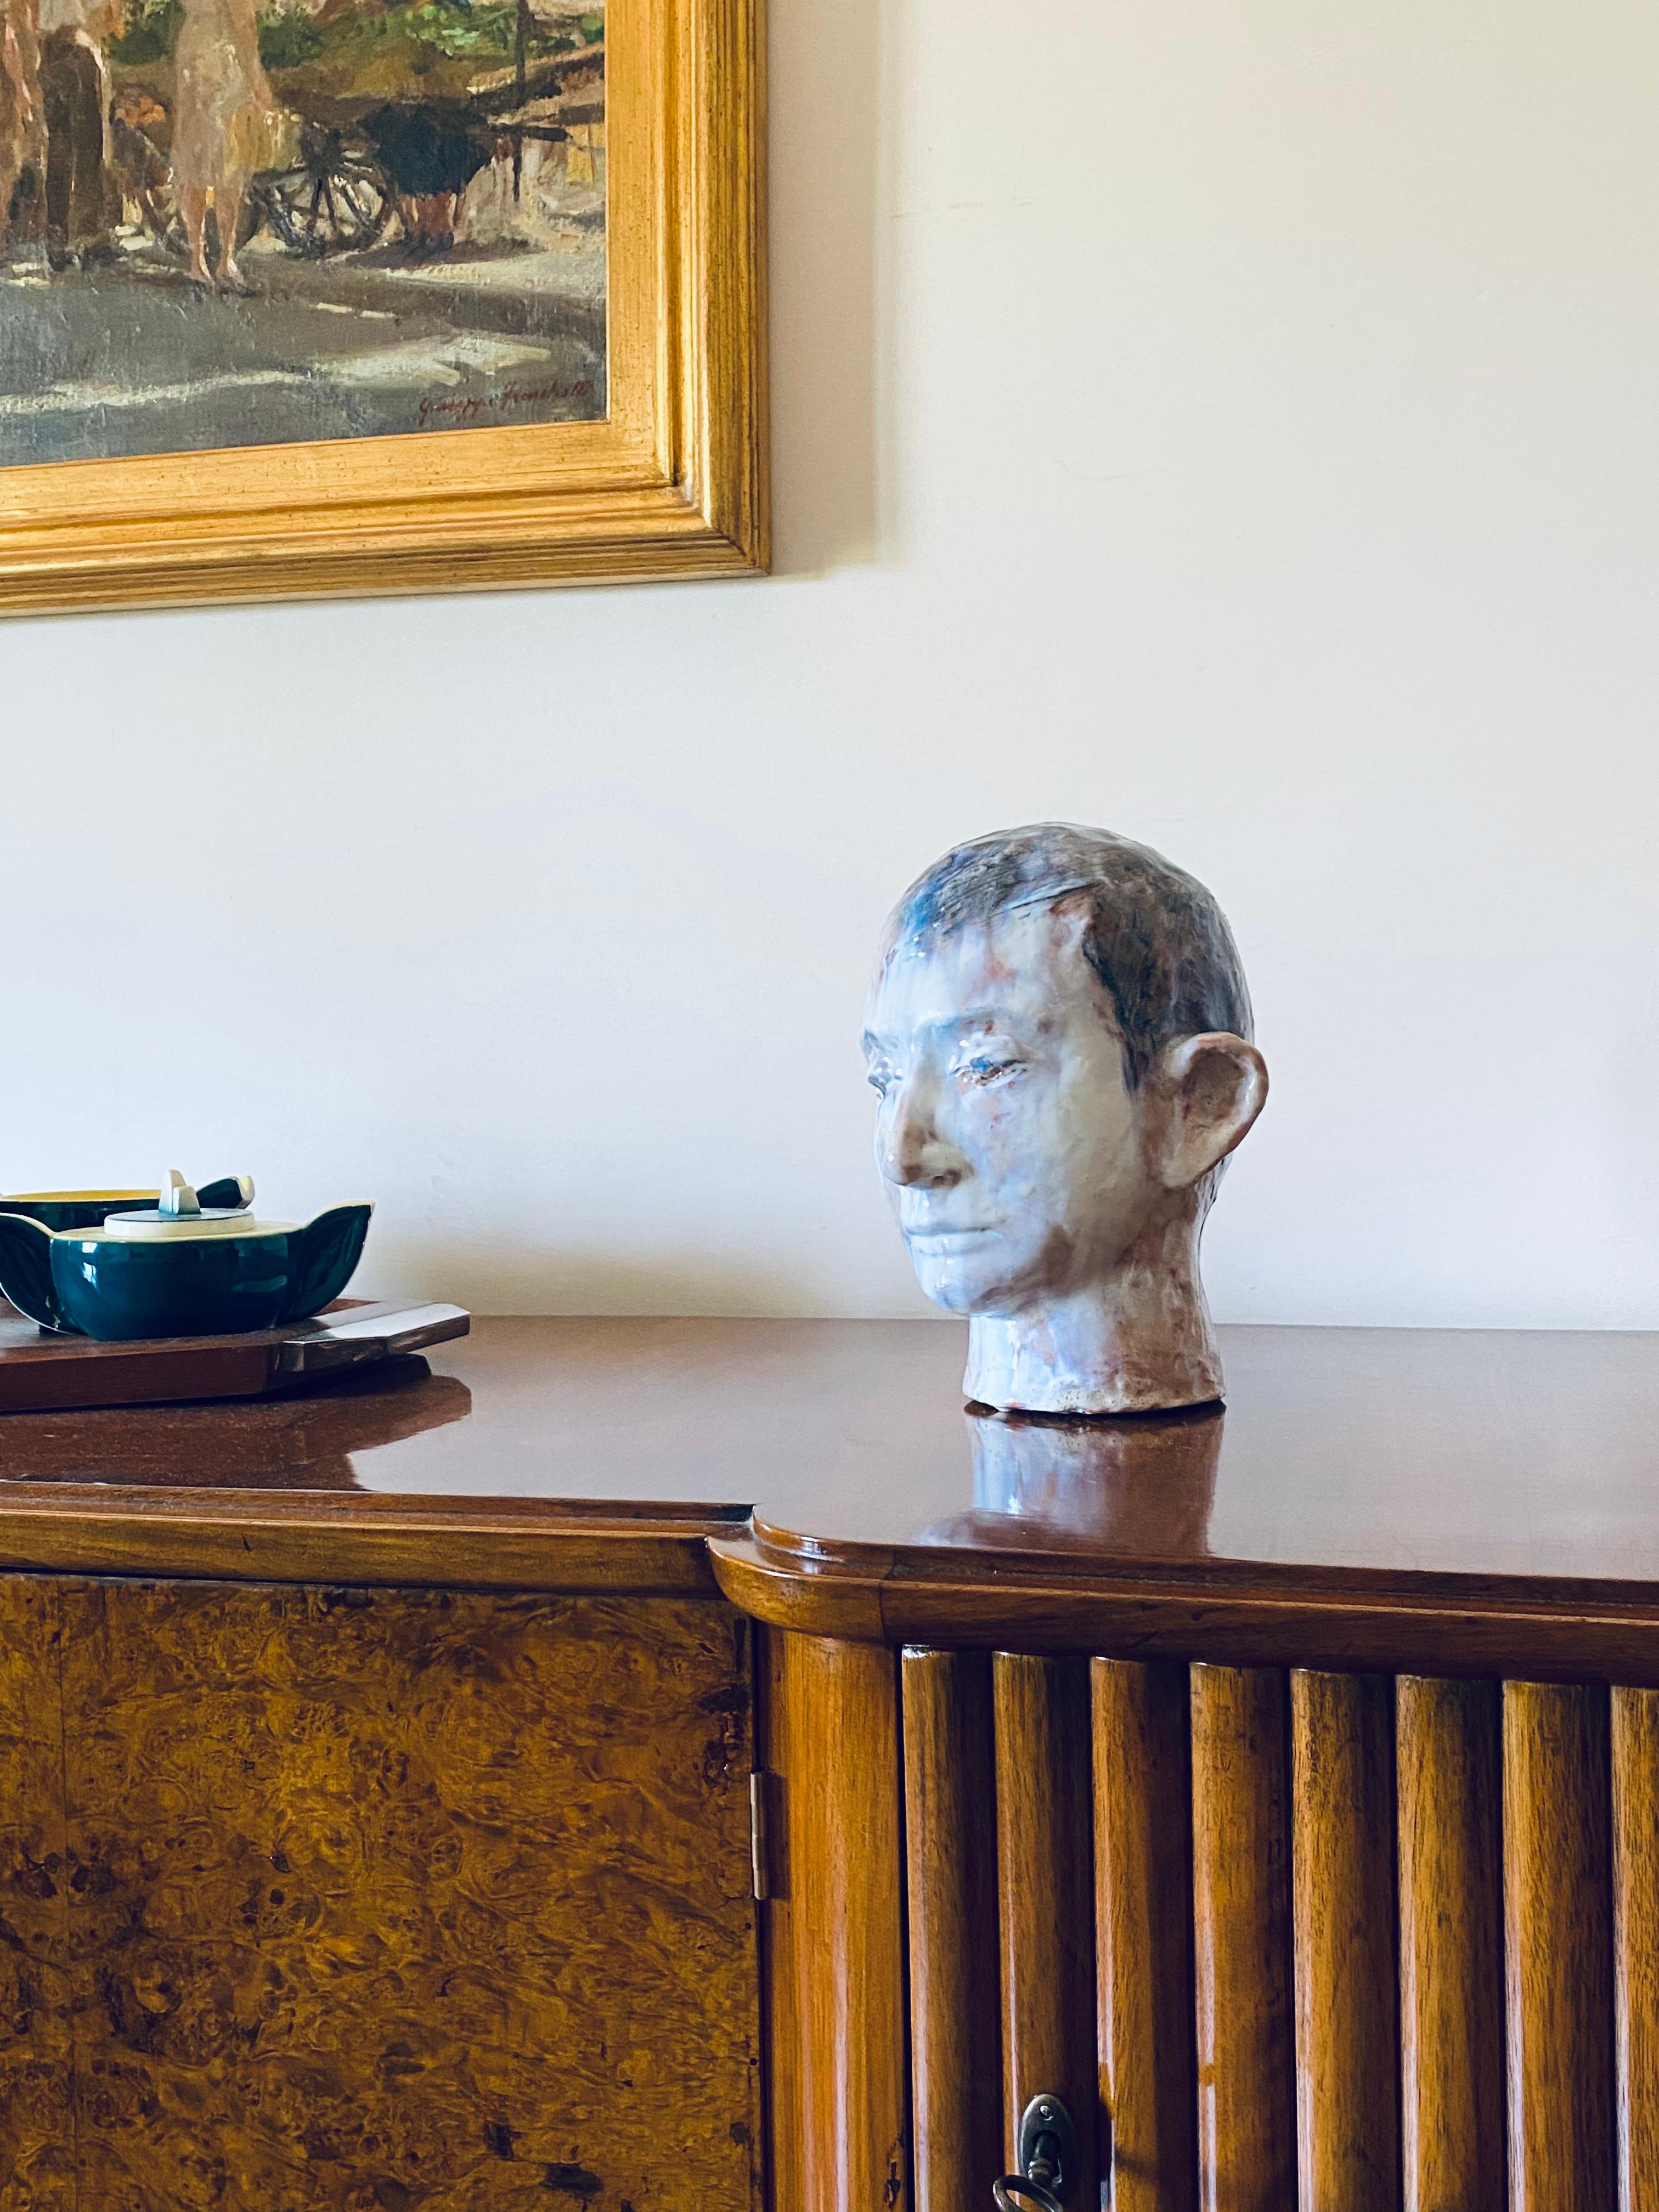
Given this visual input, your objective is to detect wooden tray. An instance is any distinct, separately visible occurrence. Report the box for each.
[0,1300,470,1415]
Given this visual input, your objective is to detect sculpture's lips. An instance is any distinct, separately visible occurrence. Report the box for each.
[904,1227,996,1247]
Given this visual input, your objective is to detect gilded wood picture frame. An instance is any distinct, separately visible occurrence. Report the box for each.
[0,0,765,614]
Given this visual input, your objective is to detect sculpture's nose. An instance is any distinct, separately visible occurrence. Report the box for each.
[880,1079,969,1189]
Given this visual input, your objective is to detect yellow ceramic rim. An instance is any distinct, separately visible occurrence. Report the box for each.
[1,1189,156,1203]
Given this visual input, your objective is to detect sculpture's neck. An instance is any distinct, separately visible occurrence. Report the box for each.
[963,1210,1222,1416]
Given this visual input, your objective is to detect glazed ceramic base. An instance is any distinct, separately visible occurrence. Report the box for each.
[53,1233,303,1340]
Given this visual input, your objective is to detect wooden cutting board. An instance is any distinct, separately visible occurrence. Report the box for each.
[0,1300,470,1414]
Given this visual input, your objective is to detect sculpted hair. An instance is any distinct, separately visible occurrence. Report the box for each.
[890,822,1253,1087]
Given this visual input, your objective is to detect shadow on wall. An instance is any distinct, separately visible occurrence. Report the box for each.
[359,1242,844,1317]
[769,0,889,575]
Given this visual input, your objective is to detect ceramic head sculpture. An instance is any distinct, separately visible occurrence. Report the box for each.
[863,824,1267,1415]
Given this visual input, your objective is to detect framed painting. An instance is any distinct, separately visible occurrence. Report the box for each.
[0,0,764,611]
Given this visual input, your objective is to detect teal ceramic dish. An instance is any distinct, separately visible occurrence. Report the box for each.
[0,1174,371,1340]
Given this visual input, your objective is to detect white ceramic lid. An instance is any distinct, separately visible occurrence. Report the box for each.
[97,1170,296,1243]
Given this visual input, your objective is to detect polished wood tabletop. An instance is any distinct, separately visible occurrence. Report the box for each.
[2,1316,1658,1594]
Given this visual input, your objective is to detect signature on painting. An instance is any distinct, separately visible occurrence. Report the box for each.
[0,0,607,465]
[416,374,592,427]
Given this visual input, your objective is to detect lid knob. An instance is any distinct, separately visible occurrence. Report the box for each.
[157,1170,202,1220]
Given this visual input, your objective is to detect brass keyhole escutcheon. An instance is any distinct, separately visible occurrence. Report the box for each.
[991,2092,1077,2212]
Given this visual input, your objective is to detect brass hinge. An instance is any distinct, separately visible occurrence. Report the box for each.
[749,1770,770,1902]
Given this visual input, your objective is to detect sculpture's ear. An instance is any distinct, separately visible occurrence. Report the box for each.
[1148,1032,1268,1192]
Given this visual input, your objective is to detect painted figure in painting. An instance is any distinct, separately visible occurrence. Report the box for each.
[38,0,122,266]
[365,103,492,261]
[864,824,1269,1417]
[0,0,605,462]
[171,0,269,288]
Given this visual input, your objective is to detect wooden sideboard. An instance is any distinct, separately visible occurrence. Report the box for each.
[2,1316,1658,2210]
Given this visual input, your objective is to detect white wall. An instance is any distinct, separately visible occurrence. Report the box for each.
[4,0,1656,1328]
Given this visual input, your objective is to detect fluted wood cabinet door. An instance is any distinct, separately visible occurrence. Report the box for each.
[992,1655,1100,2206]
[0,1576,762,2212]
[1290,1670,1400,2212]
[1503,1682,1616,2212]
[902,1650,1001,2212]
[1092,1658,1195,2212]
[1396,1676,1505,2212]
[887,1646,1654,2212]
[1189,1664,1296,2212]
[1615,1687,1659,2212]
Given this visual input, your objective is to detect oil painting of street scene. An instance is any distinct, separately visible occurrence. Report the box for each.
[0,0,604,463]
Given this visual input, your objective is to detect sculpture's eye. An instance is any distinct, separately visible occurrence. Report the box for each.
[960,1056,1022,1087]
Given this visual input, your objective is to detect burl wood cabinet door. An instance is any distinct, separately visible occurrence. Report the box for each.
[0,1576,761,2211]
